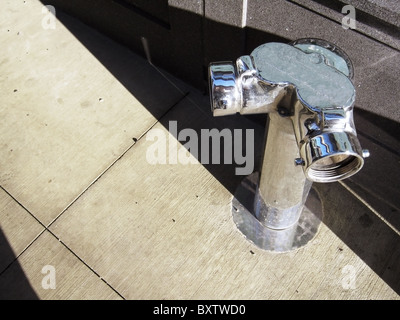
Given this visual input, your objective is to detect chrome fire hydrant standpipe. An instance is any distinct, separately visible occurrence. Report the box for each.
[209,39,369,252]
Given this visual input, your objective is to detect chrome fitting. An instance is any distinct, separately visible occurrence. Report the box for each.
[209,40,365,183]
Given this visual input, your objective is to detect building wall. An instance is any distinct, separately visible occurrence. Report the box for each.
[42,0,400,121]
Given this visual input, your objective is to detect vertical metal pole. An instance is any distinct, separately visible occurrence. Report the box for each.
[255,113,312,230]
[231,112,323,252]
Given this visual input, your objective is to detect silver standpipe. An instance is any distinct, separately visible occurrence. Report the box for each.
[209,39,369,252]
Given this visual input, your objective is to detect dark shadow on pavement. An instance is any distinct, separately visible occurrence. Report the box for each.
[0,227,39,300]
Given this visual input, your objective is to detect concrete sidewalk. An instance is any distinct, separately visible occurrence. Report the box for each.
[0,0,399,299]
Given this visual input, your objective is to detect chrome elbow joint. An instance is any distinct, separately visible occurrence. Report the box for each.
[209,39,368,183]
[209,55,285,117]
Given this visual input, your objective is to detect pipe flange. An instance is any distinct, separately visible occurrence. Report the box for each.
[232,172,323,252]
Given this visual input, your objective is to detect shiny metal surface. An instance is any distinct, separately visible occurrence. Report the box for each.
[299,131,364,182]
[255,112,312,230]
[232,172,322,252]
[208,62,240,116]
[289,38,354,79]
[209,39,368,251]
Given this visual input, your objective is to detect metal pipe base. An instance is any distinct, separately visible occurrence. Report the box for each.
[232,172,323,252]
